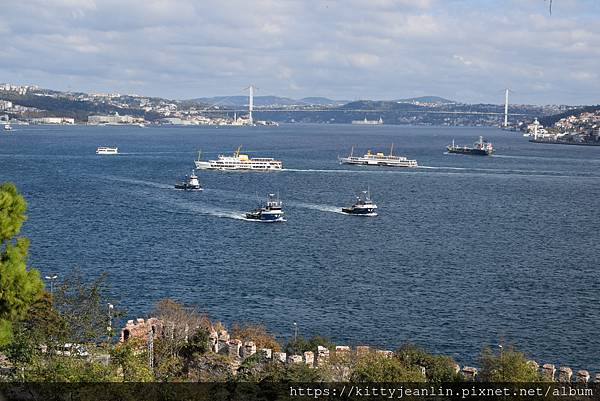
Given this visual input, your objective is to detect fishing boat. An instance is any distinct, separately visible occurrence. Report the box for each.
[174,169,202,191]
[194,146,282,171]
[245,194,285,222]
[339,144,418,167]
[446,136,493,155]
[96,146,119,155]
[341,189,378,216]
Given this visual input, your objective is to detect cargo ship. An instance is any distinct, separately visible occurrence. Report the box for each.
[446,136,493,156]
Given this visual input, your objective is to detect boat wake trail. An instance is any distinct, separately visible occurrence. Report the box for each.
[288,201,344,214]
[417,166,469,171]
[93,174,173,189]
[173,200,248,220]
[283,168,404,174]
[148,192,248,221]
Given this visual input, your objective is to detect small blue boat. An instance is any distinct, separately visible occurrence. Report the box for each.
[246,194,285,222]
[342,189,378,216]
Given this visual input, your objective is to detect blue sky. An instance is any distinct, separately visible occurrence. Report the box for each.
[1,0,599,104]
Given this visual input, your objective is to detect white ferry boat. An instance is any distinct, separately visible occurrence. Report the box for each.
[96,146,119,155]
[339,144,418,167]
[194,146,282,171]
[351,116,383,125]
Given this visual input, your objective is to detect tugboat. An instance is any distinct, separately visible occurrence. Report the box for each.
[446,136,493,155]
[174,169,202,191]
[245,194,285,222]
[341,189,378,216]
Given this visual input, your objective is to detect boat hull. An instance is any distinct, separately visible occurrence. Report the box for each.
[245,212,285,222]
[339,158,418,167]
[194,161,283,171]
[341,207,378,216]
[447,147,492,156]
[174,184,202,191]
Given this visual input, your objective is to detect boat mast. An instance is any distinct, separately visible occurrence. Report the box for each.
[389,143,394,156]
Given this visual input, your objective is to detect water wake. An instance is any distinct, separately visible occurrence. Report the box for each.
[288,201,344,214]
[93,174,172,189]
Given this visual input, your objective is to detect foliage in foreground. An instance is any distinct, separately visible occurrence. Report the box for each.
[0,182,44,345]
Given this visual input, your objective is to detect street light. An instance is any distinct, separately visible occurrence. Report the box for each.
[44,275,58,296]
[107,303,114,340]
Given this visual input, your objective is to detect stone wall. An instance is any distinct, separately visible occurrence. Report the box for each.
[119,317,600,382]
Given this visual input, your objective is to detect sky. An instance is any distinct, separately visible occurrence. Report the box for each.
[1,0,599,105]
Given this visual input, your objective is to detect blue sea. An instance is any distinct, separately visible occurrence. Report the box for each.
[1,124,599,371]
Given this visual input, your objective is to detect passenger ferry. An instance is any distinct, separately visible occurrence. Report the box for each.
[96,146,119,155]
[174,170,202,191]
[339,144,418,167]
[194,146,283,171]
[245,194,285,222]
[342,189,378,216]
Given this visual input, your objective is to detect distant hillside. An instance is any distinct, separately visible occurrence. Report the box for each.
[340,100,425,111]
[189,96,297,107]
[395,96,456,104]
[538,104,600,127]
[299,97,344,106]
[188,95,345,107]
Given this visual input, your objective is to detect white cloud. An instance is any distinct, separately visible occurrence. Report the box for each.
[0,0,599,103]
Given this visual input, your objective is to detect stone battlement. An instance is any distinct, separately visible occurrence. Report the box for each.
[120,318,598,382]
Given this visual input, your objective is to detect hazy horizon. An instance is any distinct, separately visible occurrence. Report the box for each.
[2,0,600,105]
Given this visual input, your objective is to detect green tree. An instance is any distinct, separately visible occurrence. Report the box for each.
[350,353,426,382]
[285,335,334,355]
[479,346,541,382]
[0,182,44,345]
[396,343,463,383]
[111,339,154,382]
[52,269,114,344]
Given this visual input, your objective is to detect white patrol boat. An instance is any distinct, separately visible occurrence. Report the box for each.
[96,146,119,155]
[339,144,418,167]
[174,169,202,191]
[194,146,283,171]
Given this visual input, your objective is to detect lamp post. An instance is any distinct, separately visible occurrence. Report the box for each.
[107,303,114,341]
[293,322,298,343]
[44,275,58,296]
